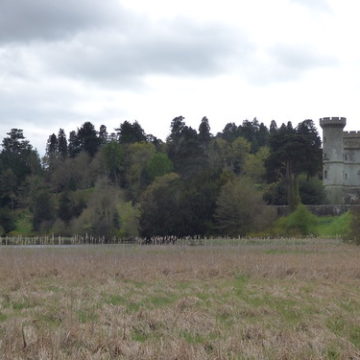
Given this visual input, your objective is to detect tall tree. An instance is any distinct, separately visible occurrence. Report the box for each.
[77,122,100,157]
[215,178,275,236]
[46,133,58,157]
[0,129,40,187]
[220,122,239,142]
[68,131,80,158]
[198,116,212,145]
[99,125,108,145]
[266,120,322,210]
[117,121,147,144]
[57,129,68,158]
[167,116,207,177]
[1,129,31,154]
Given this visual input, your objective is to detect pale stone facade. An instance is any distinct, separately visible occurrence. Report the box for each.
[320,117,360,204]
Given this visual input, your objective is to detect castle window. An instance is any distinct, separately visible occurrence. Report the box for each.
[324,170,328,179]
[345,154,348,161]
[345,173,348,180]
[358,170,360,176]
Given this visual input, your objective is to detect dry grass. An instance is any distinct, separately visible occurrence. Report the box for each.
[0,239,360,359]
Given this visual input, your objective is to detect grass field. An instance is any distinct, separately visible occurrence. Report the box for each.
[1,239,360,359]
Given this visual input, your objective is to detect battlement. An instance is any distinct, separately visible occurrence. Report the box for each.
[344,130,360,136]
[344,131,360,138]
[320,117,347,128]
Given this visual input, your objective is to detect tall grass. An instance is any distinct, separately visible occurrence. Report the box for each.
[0,242,360,359]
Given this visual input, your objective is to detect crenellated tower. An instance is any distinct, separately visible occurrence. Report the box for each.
[320,117,347,203]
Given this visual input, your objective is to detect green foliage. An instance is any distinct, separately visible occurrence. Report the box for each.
[146,153,173,181]
[31,190,55,232]
[117,120,146,144]
[347,207,360,244]
[0,207,16,235]
[271,205,318,237]
[100,141,125,185]
[243,146,269,183]
[298,175,326,205]
[139,173,182,237]
[50,152,93,191]
[125,142,156,199]
[11,210,33,235]
[0,118,330,238]
[266,120,322,210]
[215,177,276,236]
[317,213,351,238]
[264,175,326,206]
[267,210,350,239]
[117,201,140,238]
[263,180,288,205]
[71,179,121,238]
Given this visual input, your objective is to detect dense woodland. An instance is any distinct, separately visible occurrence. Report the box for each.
[0,117,324,239]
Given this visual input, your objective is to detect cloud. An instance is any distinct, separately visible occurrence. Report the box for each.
[271,44,337,70]
[245,44,338,85]
[3,18,244,87]
[0,0,122,44]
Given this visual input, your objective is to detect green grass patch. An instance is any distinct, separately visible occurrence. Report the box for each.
[326,347,340,360]
[349,326,360,349]
[77,309,98,323]
[106,294,127,306]
[126,302,141,313]
[131,328,149,342]
[147,295,175,307]
[181,330,206,344]
[233,274,249,296]
[12,299,34,311]
[36,312,62,327]
[327,317,346,336]
[316,212,351,238]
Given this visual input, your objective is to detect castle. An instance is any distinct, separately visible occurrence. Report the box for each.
[320,117,360,204]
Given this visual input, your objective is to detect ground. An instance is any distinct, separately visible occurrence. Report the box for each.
[0,239,360,359]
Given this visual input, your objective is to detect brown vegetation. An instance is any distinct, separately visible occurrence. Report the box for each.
[0,240,360,359]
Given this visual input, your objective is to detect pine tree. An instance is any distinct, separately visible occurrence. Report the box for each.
[57,129,68,158]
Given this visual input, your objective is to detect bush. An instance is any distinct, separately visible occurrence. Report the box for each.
[347,207,360,244]
[271,204,318,237]
[215,177,276,237]
[0,207,16,235]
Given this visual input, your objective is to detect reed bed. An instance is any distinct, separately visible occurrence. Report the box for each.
[0,239,359,359]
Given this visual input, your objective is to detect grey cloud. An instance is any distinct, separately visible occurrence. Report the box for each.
[0,83,126,153]
[0,0,123,44]
[245,44,338,85]
[271,45,337,70]
[35,19,246,85]
[0,0,248,86]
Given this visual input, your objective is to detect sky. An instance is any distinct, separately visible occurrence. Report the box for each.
[1,0,360,153]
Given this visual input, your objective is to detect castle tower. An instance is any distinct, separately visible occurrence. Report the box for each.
[320,117,347,204]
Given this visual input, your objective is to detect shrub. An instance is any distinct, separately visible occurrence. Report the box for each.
[347,207,360,244]
[215,177,276,237]
[271,204,318,237]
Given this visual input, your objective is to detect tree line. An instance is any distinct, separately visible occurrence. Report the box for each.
[0,117,323,239]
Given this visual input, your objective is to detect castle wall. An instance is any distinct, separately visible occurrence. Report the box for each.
[343,132,360,189]
[320,117,346,203]
[320,120,360,204]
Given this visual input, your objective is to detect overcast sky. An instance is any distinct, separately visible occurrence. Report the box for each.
[1,0,360,153]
